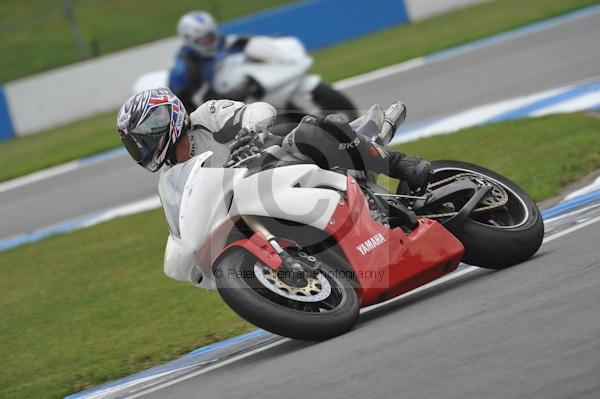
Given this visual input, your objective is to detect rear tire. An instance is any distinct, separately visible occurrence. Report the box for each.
[312,83,358,121]
[430,160,544,269]
[214,248,360,341]
[271,83,358,136]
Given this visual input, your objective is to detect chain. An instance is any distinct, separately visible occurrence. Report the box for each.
[417,173,509,219]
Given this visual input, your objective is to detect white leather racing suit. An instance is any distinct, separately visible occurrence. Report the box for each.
[185,99,276,167]
[181,99,430,192]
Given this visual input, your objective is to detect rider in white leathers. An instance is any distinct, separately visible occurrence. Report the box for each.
[179,99,277,168]
[117,88,430,191]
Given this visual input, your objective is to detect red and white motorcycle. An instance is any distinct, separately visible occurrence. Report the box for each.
[158,105,544,341]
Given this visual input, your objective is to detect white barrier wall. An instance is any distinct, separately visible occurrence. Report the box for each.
[404,0,492,21]
[4,37,180,136]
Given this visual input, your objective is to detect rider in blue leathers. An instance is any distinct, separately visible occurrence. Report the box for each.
[168,11,252,113]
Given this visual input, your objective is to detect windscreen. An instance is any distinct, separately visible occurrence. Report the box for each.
[349,104,385,140]
[157,158,201,238]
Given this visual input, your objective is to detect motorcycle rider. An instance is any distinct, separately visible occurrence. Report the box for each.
[168,11,255,112]
[116,88,431,192]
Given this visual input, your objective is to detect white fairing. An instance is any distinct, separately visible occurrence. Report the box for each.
[133,70,168,93]
[160,152,246,288]
[245,36,308,64]
[132,36,322,112]
[214,36,321,110]
[230,165,346,229]
[160,152,347,289]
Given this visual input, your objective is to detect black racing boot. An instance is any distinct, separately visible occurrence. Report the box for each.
[354,135,431,193]
[389,152,432,193]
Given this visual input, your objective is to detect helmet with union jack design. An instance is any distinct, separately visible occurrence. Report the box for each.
[117,88,189,172]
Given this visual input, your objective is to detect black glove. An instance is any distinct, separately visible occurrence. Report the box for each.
[225,128,263,167]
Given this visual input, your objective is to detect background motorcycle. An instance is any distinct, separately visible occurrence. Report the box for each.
[134,36,357,125]
[213,36,357,122]
[158,104,544,341]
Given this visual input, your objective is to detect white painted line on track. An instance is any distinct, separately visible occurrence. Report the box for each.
[121,208,600,399]
[543,203,600,225]
[359,266,479,313]
[82,367,198,399]
[0,148,126,194]
[391,77,600,145]
[79,196,161,228]
[0,161,79,194]
[335,4,600,91]
[0,195,161,252]
[531,91,600,117]
[542,215,600,244]
[125,339,292,399]
[563,177,600,201]
[332,58,426,90]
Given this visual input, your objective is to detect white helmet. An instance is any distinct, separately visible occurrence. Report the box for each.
[177,11,220,57]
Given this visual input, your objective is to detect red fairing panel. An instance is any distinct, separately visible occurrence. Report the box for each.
[220,232,283,269]
[325,177,465,306]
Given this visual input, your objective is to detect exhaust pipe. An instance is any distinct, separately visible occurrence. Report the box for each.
[379,101,407,145]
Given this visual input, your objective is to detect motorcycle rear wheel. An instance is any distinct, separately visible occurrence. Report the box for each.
[427,160,544,269]
[312,83,358,121]
[214,247,360,341]
[270,83,358,136]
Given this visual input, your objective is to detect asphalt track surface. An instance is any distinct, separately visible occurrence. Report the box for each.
[138,207,600,399]
[1,9,599,240]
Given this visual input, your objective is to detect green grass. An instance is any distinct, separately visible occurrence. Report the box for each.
[0,209,254,399]
[1,0,598,182]
[2,112,600,399]
[0,0,294,83]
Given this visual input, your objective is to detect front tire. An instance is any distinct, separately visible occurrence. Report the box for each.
[214,248,360,341]
[429,160,544,269]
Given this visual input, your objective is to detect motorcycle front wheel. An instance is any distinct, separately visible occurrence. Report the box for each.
[214,247,360,341]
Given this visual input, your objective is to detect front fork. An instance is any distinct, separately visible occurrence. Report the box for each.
[242,215,286,258]
[242,215,316,280]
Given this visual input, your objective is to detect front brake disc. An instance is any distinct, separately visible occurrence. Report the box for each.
[254,262,332,303]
